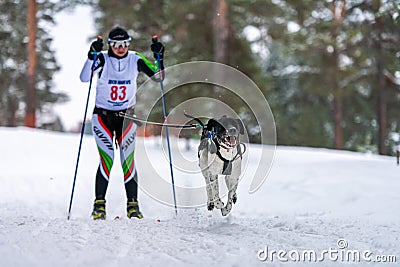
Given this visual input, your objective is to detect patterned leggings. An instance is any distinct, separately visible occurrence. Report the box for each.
[91,108,138,201]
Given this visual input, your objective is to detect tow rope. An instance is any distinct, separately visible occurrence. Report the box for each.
[118,112,201,129]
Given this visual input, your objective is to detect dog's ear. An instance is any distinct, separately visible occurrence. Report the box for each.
[207,119,223,133]
[236,119,245,135]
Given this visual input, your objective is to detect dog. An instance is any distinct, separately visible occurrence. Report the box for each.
[188,115,245,216]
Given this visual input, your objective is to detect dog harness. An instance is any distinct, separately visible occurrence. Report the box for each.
[215,140,243,175]
[198,131,244,175]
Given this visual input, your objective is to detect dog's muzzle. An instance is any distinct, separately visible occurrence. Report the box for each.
[219,128,239,148]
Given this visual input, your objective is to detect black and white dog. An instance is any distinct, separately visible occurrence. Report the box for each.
[188,115,245,216]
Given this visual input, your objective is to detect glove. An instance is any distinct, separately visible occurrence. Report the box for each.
[150,41,164,59]
[88,38,103,60]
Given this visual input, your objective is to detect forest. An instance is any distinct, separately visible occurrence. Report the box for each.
[1,0,399,155]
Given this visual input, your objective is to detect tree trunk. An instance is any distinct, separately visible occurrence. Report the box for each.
[212,0,229,116]
[374,0,388,155]
[26,0,37,128]
[333,96,343,149]
[6,95,17,127]
[331,0,346,150]
[213,0,229,64]
[377,73,388,155]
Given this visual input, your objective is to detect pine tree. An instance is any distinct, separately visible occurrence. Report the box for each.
[0,0,68,128]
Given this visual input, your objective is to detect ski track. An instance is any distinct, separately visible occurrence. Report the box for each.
[0,207,398,267]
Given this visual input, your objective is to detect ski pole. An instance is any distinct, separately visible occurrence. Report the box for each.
[67,36,102,220]
[152,35,178,215]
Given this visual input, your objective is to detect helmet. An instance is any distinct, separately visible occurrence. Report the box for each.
[107,26,131,42]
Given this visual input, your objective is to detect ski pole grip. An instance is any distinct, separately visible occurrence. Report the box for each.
[90,36,103,56]
[152,35,158,43]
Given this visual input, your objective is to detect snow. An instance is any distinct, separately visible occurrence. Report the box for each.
[0,127,399,266]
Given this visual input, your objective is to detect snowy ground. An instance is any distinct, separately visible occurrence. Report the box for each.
[0,127,399,266]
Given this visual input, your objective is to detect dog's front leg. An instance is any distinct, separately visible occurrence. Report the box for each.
[208,174,224,210]
[204,172,215,210]
[221,175,239,216]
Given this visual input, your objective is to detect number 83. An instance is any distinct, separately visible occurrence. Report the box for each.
[110,85,126,101]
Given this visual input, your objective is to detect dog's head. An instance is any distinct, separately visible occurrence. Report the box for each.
[206,116,244,149]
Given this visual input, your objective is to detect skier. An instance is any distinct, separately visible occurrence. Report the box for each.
[79,26,164,220]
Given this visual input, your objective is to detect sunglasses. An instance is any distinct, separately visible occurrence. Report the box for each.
[108,37,131,48]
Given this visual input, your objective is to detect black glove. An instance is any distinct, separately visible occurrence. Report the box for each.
[150,41,164,59]
[88,39,103,60]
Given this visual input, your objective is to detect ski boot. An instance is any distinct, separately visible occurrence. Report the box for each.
[127,201,143,219]
[91,199,106,220]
